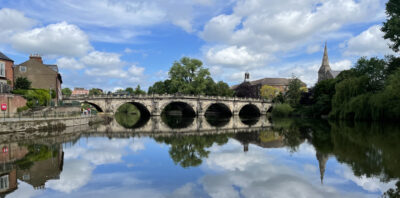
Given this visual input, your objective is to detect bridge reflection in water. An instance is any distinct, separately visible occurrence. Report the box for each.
[0,118,399,197]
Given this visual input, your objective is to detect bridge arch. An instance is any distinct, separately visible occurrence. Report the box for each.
[204,103,232,117]
[83,101,104,112]
[239,103,261,117]
[160,101,196,117]
[115,102,151,129]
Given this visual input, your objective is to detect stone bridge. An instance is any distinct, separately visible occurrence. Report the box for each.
[63,94,271,116]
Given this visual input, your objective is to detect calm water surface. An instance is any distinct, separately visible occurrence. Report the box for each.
[1,115,399,198]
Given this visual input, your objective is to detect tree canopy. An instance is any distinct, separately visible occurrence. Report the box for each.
[62,88,72,96]
[382,0,400,52]
[148,57,233,96]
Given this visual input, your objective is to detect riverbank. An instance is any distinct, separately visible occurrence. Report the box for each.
[0,115,104,133]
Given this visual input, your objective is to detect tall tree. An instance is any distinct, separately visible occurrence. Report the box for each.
[133,85,146,95]
[382,0,400,52]
[286,77,304,107]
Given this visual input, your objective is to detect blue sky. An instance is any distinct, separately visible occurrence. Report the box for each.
[0,0,393,91]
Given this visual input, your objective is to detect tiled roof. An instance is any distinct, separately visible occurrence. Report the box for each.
[0,51,13,62]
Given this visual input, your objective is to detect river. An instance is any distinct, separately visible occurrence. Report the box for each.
[0,114,398,198]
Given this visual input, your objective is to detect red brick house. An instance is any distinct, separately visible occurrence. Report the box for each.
[0,51,14,88]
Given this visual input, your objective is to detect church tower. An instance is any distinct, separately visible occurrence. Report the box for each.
[316,150,329,184]
[318,42,334,82]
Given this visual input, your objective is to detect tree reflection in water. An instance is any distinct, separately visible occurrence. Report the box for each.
[270,118,400,195]
[155,134,231,168]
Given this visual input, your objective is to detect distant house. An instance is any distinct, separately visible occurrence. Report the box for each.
[318,43,341,82]
[0,51,14,89]
[14,54,63,101]
[231,74,307,98]
[72,88,89,96]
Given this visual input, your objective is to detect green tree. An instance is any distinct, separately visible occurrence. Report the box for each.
[125,87,134,95]
[62,88,72,96]
[148,57,233,96]
[382,0,400,52]
[133,85,146,95]
[260,85,279,100]
[285,77,304,107]
[15,77,31,90]
[89,88,103,95]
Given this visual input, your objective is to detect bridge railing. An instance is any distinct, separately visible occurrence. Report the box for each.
[63,94,267,102]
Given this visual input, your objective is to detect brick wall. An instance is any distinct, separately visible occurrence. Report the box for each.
[0,94,27,116]
[5,61,13,87]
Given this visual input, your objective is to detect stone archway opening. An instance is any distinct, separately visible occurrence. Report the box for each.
[239,104,261,117]
[161,102,196,117]
[115,102,150,129]
[82,101,103,112]
[161,102,195,129]
[205,103,232,127]
[239,104,260,126]
[205,103,232,117]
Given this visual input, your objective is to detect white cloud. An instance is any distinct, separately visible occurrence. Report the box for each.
[46,160,94,193]
[205,46,269,69]
[11,22,92,57]
[306,44,321,54]
[81,51,123,68]
[128,65,145,76]
[344,25,393,57]
[201,0,385,69]
[57,57,85,70]
[0,8,36,39]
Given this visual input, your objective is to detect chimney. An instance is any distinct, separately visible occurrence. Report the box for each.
[29,53,43,64]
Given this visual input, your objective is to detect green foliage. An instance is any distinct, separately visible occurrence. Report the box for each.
[62,88,72,96]
[89,88,103,95]
[272,103,294,117]
[16,144,59,170]
[17,106,29,112]
[285,77,304,107]
[115,103,141,128]
[134,85,146,95]
[125,87,134,95]
[13,89,51,107]
[260,85,279,100]
[147,57,233,96]
[15,77,31,90]
[382,0,400,52]
[155,134,231,168]
[328,57,400,121]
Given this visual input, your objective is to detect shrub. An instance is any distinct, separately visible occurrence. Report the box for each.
[272,103,294,117]
[15,77,31,90]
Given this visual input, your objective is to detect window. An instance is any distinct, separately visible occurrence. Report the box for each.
[0,175,9,190]
[20,66,27,72]
[0,62,5,77]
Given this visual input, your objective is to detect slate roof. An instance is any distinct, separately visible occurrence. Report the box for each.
[231,77,306,89]
[331,70,341,78]
[45,64,59,72]
[0,51,13,62]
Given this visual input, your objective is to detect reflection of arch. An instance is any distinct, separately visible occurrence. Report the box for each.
[205,103,232,117]
[83,101,103,112]
[161,101,196,117]
[239,104,261,117]
[161,115,195,129]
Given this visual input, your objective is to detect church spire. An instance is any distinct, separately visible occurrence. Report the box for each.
[318,42,333,82]
[322,41,329,67]
[316,151,329,185]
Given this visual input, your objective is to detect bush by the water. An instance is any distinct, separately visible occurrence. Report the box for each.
[272,103,294,117]
[13,89,51,107]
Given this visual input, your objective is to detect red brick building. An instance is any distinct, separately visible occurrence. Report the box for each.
[0,51,14,88]
[72,88,89,96]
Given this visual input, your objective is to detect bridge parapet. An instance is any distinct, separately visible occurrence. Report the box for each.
[63,94,266,103]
